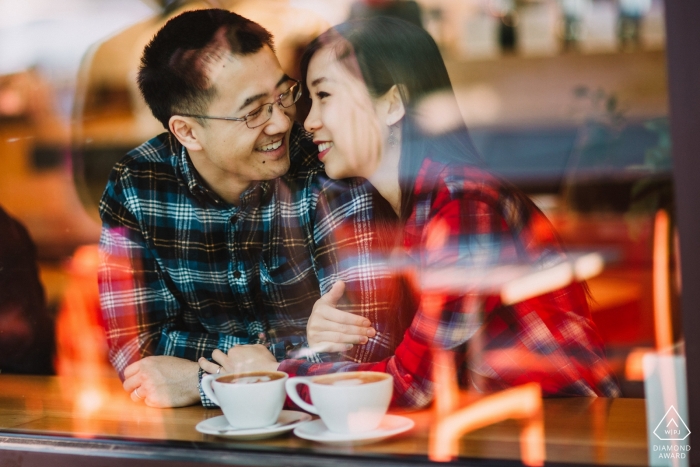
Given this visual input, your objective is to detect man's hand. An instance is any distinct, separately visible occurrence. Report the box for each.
[307,281,376,353]
[122,356,200,408]
[199,344,279,375]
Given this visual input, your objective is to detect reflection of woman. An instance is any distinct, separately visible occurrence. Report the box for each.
[203,17,620,406]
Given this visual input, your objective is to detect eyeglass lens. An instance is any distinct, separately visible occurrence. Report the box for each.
[246,82,300,129]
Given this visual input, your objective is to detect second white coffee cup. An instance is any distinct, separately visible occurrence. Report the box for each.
[286,371,393,433]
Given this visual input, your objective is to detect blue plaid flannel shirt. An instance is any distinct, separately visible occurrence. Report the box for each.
[98,124,396,406]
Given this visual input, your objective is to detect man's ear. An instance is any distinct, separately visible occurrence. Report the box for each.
[384,84,406,127]
[169,115,203,151]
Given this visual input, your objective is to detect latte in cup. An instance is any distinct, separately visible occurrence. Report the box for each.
[315,373,387,386]
[286,371,393,434]
[217,372,285,385]
[201,370,288,429]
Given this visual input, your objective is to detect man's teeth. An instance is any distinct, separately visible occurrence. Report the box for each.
[259,140,282,152]
[318,142,334,152]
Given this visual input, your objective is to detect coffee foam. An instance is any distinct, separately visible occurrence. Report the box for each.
[330,378,363,386]
[218,372,283,385]
[230,375,271,384]
[315,372,388,386]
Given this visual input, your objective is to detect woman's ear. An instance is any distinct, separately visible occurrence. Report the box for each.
[383,84,406,127]
[169,116,203,152]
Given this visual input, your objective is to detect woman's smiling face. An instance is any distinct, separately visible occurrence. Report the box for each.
[303,45,385,180]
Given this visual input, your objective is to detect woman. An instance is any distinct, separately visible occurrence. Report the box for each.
[201,17,620,406]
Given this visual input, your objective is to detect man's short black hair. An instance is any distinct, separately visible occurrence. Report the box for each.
[138,9,274,128]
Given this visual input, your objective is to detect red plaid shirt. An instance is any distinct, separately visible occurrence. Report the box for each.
[278,157,620,407]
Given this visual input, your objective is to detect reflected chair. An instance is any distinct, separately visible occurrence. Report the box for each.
[429,348,544,465]
[426,253,606,465]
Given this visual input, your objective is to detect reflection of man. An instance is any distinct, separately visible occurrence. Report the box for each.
[98,9,390,408]
[73,1,328,211]
[75,0,328,148]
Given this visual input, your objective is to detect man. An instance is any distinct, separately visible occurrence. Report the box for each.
[98,9,388,408]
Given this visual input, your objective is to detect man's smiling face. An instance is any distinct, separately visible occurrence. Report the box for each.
[187,45,296,197]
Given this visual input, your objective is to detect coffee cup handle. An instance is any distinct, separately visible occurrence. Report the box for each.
[200,374,221,407]
[285,377,318,415]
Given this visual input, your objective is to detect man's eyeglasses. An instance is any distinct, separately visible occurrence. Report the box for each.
[178,80,301,129]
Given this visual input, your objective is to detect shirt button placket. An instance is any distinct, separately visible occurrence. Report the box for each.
[229,211,243,293]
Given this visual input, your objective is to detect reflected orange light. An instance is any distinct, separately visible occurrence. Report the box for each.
[502,253,603,306]
[55,245,112,382]
[429,348,545,466]
[625,210,675,383]
[652,286,684,464]
[54,243,162,436]
[77,388,105,414]
[413,253,604,306]
[501,262,573,306]
[652,210,673,352]
[54,245,115,423]
[432,349,459,421]
[649,210,685,467]
[625,347,653,381]
[425,217,450,252]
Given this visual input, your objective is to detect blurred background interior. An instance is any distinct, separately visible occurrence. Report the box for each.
[0,0,673,397]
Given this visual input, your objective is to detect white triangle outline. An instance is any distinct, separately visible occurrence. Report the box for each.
[654,406,691,441]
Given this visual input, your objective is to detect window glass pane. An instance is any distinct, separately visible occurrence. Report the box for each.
[0,1,686,466]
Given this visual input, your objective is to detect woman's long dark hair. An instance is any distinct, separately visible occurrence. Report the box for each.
[300,16,483,222]
[300,17,484,349]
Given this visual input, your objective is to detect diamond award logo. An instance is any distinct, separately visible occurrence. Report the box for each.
[654,406,691,441]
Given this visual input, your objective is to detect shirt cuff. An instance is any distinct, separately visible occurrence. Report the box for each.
[268,341,290,361]
[198,366,217,408]
[268,337,309,361]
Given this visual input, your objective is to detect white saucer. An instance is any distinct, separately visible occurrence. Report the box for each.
[196,410,312,440]
[293,414,414,446]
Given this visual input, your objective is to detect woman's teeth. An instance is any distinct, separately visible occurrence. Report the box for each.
[318,142,334,152]
[259,140,282,152]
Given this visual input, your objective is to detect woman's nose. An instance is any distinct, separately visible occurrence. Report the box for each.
[304,105,321,133]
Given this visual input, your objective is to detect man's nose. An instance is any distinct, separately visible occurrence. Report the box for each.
[264,102,291,134]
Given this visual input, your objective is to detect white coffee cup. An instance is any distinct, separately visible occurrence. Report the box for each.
[286,371,393,433]
[201,371,288,429]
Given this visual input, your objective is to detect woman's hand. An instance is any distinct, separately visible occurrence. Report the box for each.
[307,281,376,353]
[198,344,279,375]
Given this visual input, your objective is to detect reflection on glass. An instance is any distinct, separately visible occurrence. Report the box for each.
[0,1,689,466]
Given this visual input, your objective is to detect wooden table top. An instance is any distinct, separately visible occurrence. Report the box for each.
[0,375,649,466]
